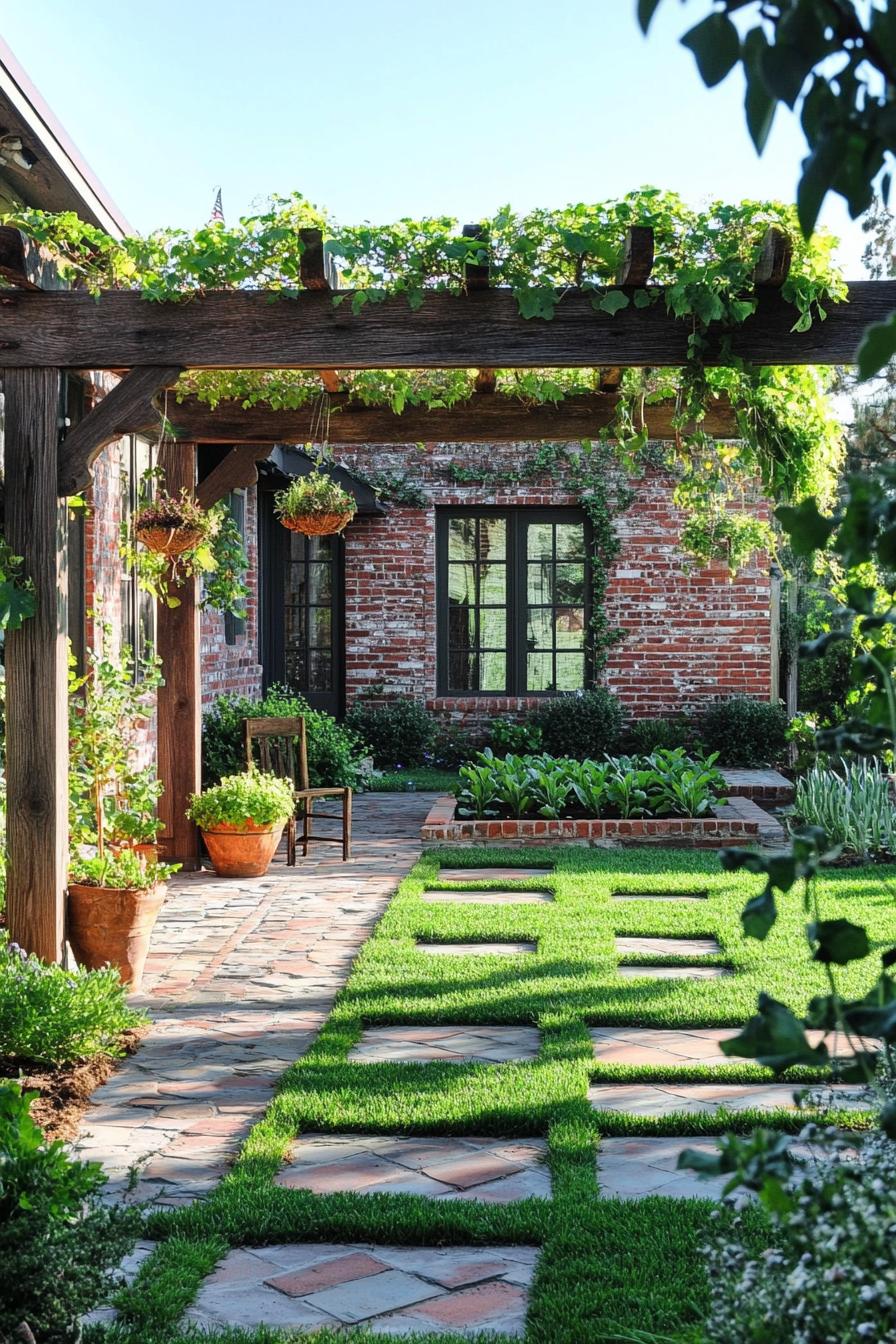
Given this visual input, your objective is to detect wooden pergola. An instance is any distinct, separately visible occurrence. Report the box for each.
[1,223,886,962]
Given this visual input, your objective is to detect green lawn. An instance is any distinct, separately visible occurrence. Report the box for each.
[103,847,893,1344]
[365,767,460,793]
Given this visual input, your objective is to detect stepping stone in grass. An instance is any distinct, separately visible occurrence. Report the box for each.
[416,941,537,956]
[423,889,554,905]
[612,890,707,902]
[348,1025,542,1065]
[185,1243,537,1336]
[276,1133,551,1201]
[438,866,553,881]
[590,1026,876,1067]
[588,1082,872,1117]
[597,1136,828,1200]
[618,965,730,979]
[615,936,721,957]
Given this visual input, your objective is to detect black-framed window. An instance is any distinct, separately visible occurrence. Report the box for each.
[436,507,590,695]
[223,490,247,646]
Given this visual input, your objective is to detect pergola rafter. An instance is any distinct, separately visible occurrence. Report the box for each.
[0,219,879,962]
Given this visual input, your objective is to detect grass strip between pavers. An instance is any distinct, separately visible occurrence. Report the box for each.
[98,846,895,1344]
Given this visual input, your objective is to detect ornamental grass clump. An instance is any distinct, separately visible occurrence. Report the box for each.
[795,759,896,861]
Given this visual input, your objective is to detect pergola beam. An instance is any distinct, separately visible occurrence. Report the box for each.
[0,281,888,369]
[166,389,738,443]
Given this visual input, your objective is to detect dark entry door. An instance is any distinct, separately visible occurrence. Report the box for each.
[261,489,345,716]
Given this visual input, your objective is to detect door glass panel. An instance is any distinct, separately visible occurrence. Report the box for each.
[281,523,340,705]
[448,516,477,561]
[527,522,553,561]
[555,522,585,561]
[554,564,585,605]
[526,608,553,650]
[479,564,506,603]
[528,562,553,603]
[448,562,476,604]
[310,606,331,645]
[555,607,585,647]
[479,516,506,561]
[309,650,331,690]
[308,563,332,603]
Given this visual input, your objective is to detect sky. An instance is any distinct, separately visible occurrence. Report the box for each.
[0,0,869,275]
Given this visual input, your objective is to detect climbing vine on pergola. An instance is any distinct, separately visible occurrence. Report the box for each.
[0,187,890,965]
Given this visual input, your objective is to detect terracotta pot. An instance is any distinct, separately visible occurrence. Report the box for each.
[108,841,159,864]
[135,523,204,556]
[280,510,354,536]
[200,819,286,878]
[67,881,167,991]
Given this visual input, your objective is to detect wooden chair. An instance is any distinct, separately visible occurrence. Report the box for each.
[243,716,352,864]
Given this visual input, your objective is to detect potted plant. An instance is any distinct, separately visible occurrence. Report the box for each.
[105,769,164,863]
[187,770,296,877]
[67,627,177,990]
[274,471,356,536]
[133,485,212,556]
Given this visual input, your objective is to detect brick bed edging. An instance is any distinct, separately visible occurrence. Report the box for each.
[421,797,768,849]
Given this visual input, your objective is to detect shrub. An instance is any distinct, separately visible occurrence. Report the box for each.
[202,686,366,789]
[490,716,543,756]
[626,715,695,755]
[533,689,623,759]
[700,696,789,767]
[428,722,477,770]
[0,1082,140,1343]
[345,697,435,769]
[0,935,146,1068]
[795,759,896,860]
[798,635,854,722]
[187,770,296,831]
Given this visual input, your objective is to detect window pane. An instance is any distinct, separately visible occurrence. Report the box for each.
[309,534,333,561]
[448,562,476,605]
[555,607,585,647]
[526,652,553,692]
[480,651,506,692]
[526,608,553,650]
[479,563,506,603]
[449,649,478,690]
[527,522,553,561]
[479,608,506,648]
[288,531,308,563]
[286,604,306,644]
[448,516,477,561]
[528,561,553,604]
[556,522,585,561]
[556,653,585,690]
[286,649,307,686]
[310,650,332,690]
[555,564,585,605]
[478,517,506,563]
[448,605,477,648]
[310,606,331,646]
[308,562,332,603]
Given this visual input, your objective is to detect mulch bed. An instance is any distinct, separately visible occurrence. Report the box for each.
[0,1028,147,1141]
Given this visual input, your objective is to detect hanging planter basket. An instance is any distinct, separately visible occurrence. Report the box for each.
[274,470,357,538]
[280,509,355,537]
[135,523,206,556]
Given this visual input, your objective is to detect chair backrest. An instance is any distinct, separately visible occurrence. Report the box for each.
[244,716,309,791]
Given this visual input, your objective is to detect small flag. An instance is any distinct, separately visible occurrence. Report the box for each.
[209,188,224,225]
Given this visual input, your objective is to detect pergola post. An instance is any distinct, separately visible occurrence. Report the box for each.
[4,368,68,962]
[156,441,202,870]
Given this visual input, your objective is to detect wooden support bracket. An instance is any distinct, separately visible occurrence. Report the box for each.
[196,444,273,510]
[57,365,183,496]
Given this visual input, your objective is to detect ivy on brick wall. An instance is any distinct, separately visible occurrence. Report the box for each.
[446,441,632,677]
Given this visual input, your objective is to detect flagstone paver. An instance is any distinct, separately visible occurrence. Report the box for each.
[612,889,708,901]
[615,936,722,957]
[438,866,553,880]
[597,1136,733,1199]
[423,888,554,904]
[416,941,538,956]
[185,1243,538,1336]
[348,1025,542,1065]
[617,965,730,979]
[276,1134,551,1201]
[590,1025,873,1067]
[72,793,438,1207]
[589,1082,871,1116]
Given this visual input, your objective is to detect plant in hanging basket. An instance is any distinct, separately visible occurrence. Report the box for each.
[274,471,357,536]
[133,487,212,555]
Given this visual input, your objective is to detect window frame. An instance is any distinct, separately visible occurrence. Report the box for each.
[436,505,592,697]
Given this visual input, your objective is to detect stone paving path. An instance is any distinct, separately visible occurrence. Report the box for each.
[74,793,438,1207]
[417,940,538,956]
[186,1244,538,1336]
[589,1082,870,1116]
[348,1025,542,1065]
[423,889,554,905]
[615,936,721,957]
[276,1134,551,1201]
[437,866,553,881]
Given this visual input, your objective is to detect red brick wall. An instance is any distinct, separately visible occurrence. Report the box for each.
[199,489,263,708]
[335,442,772,730]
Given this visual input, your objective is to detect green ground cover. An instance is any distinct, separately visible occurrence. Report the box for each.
[366,768,460,793]
[100,847,893,1344]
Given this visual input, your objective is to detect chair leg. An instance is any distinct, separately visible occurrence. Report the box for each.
[303,798,313,857]
[287,814,297,867]
[343,789,352,861]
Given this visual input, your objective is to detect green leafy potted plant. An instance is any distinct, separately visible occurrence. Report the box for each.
[67,630,178,990]
[105,767,164,863]
[274,471,356,536]
[187,769,296,877]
